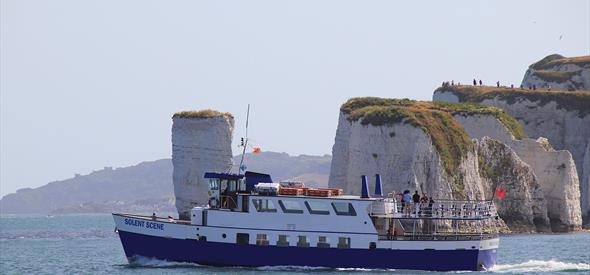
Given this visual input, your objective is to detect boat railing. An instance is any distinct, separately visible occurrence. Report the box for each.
[378,232,499,241]
[370,198,497,220]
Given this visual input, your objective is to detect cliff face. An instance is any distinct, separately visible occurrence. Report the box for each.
[521,54,590,91]
[433,86,590,224]
[172,110,234,220]
[329,98,552,232]
[329,114,472,201]
[453,113,581,231]
[475,138,550,232]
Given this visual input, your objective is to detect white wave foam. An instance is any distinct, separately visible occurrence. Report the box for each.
[337,267,399,272]
[256,266,398,272]
[491,260,590,273]
[127,255,199,268]
[256,265,331,271]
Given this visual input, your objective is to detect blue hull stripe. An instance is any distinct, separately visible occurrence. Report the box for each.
[117,230,497,271]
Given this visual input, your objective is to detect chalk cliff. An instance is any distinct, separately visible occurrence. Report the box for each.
[328,98,552,232]
[172,110,234,220]
[521,54,590,91]
[475,138,550,233]
[452,110,581,231]
[433,85,590,225]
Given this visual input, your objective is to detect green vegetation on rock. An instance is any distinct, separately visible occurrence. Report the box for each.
[477,139,513,183]
[341,97,474,195]
[530,54,590,70]
[435,85,590,117]
[432,101,527,140]
[532,70,578,84]
[173,109,234,119]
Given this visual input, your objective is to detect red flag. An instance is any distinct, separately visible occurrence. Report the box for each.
[495,187,506,199]
[252,147,261,154]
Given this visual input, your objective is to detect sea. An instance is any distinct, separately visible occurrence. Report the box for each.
[0,214,588,275]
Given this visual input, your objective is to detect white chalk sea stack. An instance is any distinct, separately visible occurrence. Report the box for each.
[433,84,590,227]
[172,110,234,220]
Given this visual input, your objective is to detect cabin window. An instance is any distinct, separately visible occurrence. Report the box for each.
[305,201,330,215]
[252,199,277,212]
[278,200,304,214]
[317,236,330,248]
[369,242,376,249]
[208,179,220,190]
[297,235,310,247]
[238,179,247,192]
[338,237,351,248]
[236,233,249,245]
[220,179,229,193]
[277,235,289,246]
[331,202,357,216]
[256,234,269,246]
[228,180,237,192]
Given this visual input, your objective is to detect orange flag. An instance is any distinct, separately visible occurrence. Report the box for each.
[253,147,261,154]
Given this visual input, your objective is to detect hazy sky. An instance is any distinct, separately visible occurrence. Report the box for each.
[1,0,589,197]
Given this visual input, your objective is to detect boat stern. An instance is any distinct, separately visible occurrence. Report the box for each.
[477,237,499,271]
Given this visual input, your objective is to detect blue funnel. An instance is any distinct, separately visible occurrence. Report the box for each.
[361,175,370,198]
[375,174,383,197]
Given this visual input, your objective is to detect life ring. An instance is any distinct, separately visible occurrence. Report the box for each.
[208,197,219,208]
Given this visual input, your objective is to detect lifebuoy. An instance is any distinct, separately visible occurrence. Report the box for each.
[208,197,219,208]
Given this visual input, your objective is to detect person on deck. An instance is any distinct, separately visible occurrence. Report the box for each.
[420,194,429,216]
[402,191,412,216]
[412,191,421,216]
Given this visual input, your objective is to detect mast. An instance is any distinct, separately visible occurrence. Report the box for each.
[237,104,250,174]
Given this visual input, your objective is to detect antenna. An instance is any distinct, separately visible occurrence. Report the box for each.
[237,104,250,174]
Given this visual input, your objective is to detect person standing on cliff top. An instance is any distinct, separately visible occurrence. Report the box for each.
[479,80,482,85]
[496,81,500,87]
[473,79,477,86]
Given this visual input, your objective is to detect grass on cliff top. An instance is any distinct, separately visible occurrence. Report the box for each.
[342,97,526,139]
[432,101,527,140]
[434,85,590,117]
[532,70,579,84]
[341,98,475,195]
[173,109,233,119]
[530,54,590,70]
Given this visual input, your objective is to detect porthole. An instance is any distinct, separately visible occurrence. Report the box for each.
[222,233,227,238]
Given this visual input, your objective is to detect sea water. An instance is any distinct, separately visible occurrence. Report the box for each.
[0,214,588,274]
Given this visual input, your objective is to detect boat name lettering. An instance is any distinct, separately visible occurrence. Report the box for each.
[124,218,164,230]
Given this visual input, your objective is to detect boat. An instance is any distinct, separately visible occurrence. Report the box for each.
[113,172,499,271]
